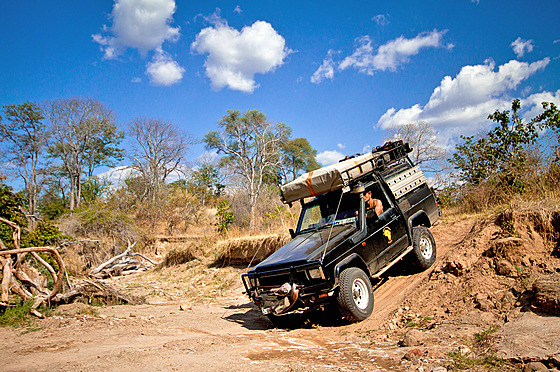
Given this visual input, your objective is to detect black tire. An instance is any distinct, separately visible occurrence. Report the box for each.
[336,267,374,322]
[411,226,436,269]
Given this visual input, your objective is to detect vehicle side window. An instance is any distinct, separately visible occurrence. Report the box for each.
[364,185,387,221]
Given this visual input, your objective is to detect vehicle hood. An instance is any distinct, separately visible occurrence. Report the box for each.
[252,224,356,272]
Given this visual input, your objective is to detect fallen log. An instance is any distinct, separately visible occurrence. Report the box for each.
[90,244,135,275]
[53,278,144,306]
[89,242,159,278]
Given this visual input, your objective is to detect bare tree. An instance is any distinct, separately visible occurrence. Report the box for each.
[386,122,447,172]
[204,110,290,231]
[128,118,196,203]
[0,101,48,227]
[43,97,123,210]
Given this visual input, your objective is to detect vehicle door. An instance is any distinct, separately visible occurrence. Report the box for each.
[363,182,408,270]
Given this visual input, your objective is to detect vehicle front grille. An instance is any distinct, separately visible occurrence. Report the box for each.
[257,270,309,288]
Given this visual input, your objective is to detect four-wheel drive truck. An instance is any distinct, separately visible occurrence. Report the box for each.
[241,140,441,324]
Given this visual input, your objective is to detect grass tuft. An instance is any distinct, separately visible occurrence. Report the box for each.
[0,300,34,327]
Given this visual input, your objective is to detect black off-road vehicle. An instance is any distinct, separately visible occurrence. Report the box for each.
[242,141,441,324]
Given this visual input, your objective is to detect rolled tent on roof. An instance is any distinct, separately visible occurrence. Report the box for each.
[280,152,375,204]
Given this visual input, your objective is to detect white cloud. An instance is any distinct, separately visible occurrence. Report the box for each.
[191,17,290,93]
[93,0,180,59]
[316,150,345,166]
[377,58,550,140]
[340,30,446,75]
[336,143,346,150]
[338,36,375,75]
[521,89,560,121]
[96,166,134,188]
[131,77,142,83]
[234,5,242,14]
[511,37,534,58]
[311,50,336,84]
[372,14,389,26]
[146,50,185,86]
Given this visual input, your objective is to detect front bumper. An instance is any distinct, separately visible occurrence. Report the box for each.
[242,263,333,315]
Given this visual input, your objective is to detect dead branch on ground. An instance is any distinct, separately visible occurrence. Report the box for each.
[89,241,159,278]
[1,219,149,317]
[53,278,144,305]
[0,217,66,318]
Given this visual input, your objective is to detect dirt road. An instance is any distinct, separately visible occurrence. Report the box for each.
[1,218,479,371]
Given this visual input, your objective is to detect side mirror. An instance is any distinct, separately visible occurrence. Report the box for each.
[289,228,296,239]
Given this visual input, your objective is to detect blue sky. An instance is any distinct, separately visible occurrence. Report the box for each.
[1,0,559,171]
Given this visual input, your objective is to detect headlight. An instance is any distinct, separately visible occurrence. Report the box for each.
[249,277,259,287]
[308,267,325,280]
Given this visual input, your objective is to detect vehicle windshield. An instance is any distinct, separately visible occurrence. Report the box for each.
[297,190,359,234]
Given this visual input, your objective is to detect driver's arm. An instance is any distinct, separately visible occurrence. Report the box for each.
[373,198,383,216]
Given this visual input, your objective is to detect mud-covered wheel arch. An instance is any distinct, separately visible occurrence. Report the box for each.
[336,267,374,322]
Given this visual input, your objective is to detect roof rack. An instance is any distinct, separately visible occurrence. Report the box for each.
[338,140,413,184]
[280,140,414,204]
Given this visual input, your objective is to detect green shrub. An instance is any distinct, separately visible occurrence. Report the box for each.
[216,199,234,233]
[0,300,34,327]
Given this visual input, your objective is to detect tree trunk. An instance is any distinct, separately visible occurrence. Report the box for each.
[69,176,76,211]
[76,173,82,208]
[250,203,257,232]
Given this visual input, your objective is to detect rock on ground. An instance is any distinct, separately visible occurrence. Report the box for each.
[533,273,560,315]
[495,312,560,364]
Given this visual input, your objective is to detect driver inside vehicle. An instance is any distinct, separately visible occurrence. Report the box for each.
[364,190,383,219]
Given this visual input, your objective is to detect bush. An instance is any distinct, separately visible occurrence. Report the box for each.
[0,300,34,327]
[216,198,234,233]
[22,221,70,247]
[73,203,139,247]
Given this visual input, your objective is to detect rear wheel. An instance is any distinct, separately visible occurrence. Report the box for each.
[336,267,374,322]
[411,226,436,269]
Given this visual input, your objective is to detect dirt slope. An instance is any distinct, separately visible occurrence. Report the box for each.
[2,210,560,371]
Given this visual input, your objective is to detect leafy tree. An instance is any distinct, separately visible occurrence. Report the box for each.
[187,164,224,206]
[0,101,48,227]
[0,183,27,249]
[451,99,558,188]
[84,124,124,178]
[81,176,110,206]
[204,110,290,231]
[128,117,195,203]
[43,97,123,210]
[280,137,320,182]
[450,135,496,185]
[38,184,68,220]
[38,165,69,220]
[532,101,560,160]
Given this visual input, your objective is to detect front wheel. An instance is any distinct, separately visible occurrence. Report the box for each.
[336,267,374,322]
[411,226,436,269]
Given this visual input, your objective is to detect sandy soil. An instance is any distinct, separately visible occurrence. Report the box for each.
[2,212,559,371]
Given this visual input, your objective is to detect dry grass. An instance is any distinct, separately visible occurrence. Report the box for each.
[158,240,210,267]
[214,234,290,266]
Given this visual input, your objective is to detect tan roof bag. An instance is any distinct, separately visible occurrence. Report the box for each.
[280,153,375,204]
